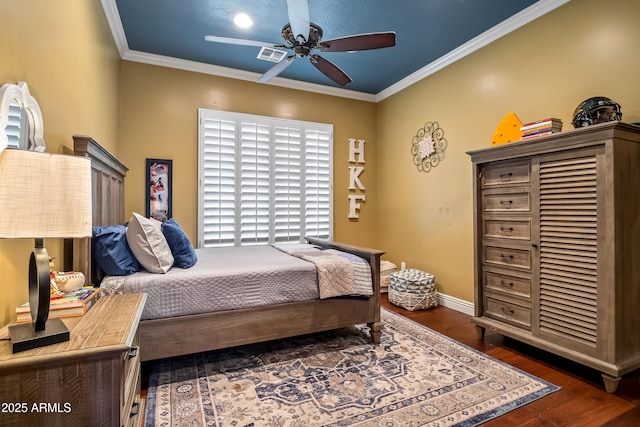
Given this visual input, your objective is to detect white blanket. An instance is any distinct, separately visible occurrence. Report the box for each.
[273,243,373,298]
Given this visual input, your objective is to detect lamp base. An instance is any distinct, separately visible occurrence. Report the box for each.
[8,317,70,353]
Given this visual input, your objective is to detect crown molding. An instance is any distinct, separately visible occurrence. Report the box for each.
[375,0,569,102]
[122,50,378,102]
[101,0,129,57]
[102,0,568,104]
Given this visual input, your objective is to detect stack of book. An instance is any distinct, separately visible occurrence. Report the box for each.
[520,118,563,140]
[15,286,101,322]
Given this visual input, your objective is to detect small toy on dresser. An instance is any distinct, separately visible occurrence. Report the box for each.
[48,257,85,293]
[52,271,86,293]
[491,112,523,146]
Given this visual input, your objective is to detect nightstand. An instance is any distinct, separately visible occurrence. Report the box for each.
[0,293,146,426]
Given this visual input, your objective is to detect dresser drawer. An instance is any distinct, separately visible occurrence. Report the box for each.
[484,219,531,241]
[485,296,531,329]
[483,190,530,212]
[482,160,530,187]
[484,244,531,270]
[484,270,531,298]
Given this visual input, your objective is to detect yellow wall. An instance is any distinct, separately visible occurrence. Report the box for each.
[377,0,640,302]
[0,1,120,325]
[117,61,379,248]
[2,0,640,328]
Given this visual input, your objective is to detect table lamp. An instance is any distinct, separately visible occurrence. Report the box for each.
[0,148,92,353]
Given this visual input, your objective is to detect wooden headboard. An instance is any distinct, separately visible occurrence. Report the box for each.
[66,135,128,284]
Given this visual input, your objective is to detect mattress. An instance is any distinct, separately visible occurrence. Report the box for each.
[100,245,319,320]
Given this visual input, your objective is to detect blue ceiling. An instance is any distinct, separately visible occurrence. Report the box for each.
[107,0,564,98]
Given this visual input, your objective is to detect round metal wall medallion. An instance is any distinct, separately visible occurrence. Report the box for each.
[411,121,447,173]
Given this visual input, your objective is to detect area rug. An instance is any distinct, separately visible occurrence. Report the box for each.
[145,308,559,426]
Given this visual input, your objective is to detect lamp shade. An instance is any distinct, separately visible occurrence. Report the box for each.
[0,149,92,239]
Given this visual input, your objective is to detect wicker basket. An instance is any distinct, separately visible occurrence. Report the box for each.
[389,269,437,311]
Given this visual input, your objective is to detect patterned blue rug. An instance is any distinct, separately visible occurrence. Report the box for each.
[145,308,559,426]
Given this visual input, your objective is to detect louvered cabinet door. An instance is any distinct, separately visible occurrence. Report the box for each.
[532,148,603,357]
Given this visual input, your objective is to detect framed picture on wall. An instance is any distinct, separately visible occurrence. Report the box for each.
[145,158,172,222]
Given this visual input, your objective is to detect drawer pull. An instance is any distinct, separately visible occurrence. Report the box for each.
[500,280,514,287]
[500,254,514,262]
[127,346,139,360]
[500,227,514,233]
[501,307,515,315]
[499,172,513,180]
[130,399,140,417]
[499,200,513,207]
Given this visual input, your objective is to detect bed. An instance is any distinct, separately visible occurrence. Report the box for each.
[67,135,384,362]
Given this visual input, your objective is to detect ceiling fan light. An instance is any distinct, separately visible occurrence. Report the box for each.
[233,13,253,28]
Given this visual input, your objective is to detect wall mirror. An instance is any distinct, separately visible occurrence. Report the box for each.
[0,82,45,152]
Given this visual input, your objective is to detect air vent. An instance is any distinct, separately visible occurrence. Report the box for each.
[257,47,288,63]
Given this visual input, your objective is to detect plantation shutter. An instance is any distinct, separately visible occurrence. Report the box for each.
[273,123,302,242]
[198,109,332,247]
[199,116,237,246]
[239,120,271,245]
[304,127,332,239]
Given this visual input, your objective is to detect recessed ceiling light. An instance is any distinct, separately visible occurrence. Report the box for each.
[234,13,253,28]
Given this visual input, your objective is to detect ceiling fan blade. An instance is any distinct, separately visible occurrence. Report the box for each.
[204,35,282,49]
[286,0,310,41]
[257,55,296,83]
[309,54,352,86]
[319,32,396,52]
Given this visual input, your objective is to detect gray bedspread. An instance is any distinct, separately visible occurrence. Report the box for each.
[100,245,319,320]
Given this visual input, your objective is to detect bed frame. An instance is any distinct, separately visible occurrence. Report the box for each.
[69,135,384,362]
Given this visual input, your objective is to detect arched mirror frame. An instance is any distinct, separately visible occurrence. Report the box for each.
[0,81,45,152]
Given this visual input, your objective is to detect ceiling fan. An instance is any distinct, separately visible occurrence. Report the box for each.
[204,0,396,86]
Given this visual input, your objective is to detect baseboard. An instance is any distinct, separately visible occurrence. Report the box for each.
[383,288,475,316]
[436,293,475,316]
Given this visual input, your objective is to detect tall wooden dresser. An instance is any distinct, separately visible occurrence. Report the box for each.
[0,293,146,426]
[467,121,640,393]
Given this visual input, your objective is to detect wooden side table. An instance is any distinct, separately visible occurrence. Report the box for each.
[0,293,146,427]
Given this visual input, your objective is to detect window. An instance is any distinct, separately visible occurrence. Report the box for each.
[198,109,333,247]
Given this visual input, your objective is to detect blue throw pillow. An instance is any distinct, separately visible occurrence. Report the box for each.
[92,225,140,275]
[161,219,198,269]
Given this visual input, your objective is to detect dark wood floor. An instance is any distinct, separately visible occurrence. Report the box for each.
[381,294,640,426]
[142,295,640,426]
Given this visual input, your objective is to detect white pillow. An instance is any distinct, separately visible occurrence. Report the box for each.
[126,212,174,273]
